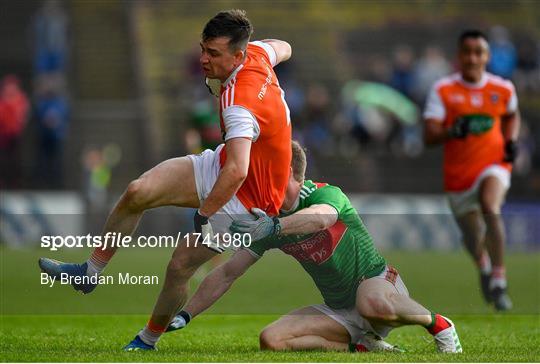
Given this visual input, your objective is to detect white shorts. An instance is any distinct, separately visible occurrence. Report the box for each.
[187,144,252,253]
[312,266,409,343]
[447,164,511,217]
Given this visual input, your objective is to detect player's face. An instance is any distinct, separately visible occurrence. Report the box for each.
[458,37,490,83]
[200,37,244,82]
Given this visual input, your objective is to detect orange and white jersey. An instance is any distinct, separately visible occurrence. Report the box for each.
[218,41,292,216]
[424,72,518,192]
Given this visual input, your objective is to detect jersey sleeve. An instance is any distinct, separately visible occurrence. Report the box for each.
[423,84,446,122]
[249,41,277,67]
[304,185,348,217]
[222,106,261,141]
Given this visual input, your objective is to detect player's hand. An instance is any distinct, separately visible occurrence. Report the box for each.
[194,210,214,241]
[166,310,191,332]
[230,208,281,242]
[449,116,470,139]
[205,77,221,97]
[504,140,518,163]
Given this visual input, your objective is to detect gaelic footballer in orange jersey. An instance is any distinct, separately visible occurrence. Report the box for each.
[423,30,520,313]
[217,41,292,216]
[424,72,517,192]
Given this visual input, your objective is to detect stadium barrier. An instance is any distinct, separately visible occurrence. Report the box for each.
[1,192,538,251]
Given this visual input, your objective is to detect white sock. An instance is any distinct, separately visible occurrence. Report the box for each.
[478,252,492,275]
[86,259,105,276]
[489,277,507,290]
[138,326,162,346]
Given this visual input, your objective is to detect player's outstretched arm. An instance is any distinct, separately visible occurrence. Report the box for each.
[231,204,338,241]
[183,249,257,318]
[279,204,338,235]
[261,39,292,65]
[198,137,251,217]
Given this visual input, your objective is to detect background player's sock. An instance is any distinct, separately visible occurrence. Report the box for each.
[86,248,115,276]
[477,251,492,275]
[425,313,450,335]
[490,265,507,289]
[138,320,166,346]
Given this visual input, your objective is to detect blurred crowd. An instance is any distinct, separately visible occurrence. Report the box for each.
[178,24,538,181]
[2,1,539,192]
[0,0,69,189]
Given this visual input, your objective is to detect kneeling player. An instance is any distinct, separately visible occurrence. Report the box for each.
[167,141,462,353]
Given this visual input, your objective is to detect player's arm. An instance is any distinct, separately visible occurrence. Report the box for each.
[424,118,452,145]
[261,39,292,65]
[501,110,521,162]
[198,137,251,217]
[279,204,338,235]
[230,204,338,241]
[500,84,521,162]
[502,111,520,141]
[183,249,257,318]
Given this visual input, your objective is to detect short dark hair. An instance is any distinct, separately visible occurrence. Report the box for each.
[291,140,307,183]
[458,30,488,46]
[202,9,253,52]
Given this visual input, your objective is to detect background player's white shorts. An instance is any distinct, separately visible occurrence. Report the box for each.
[187,144,252,253]
[311,265,409,343]
[446,164,511,217]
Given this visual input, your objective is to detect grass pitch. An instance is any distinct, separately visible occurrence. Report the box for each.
[1,247,539,361]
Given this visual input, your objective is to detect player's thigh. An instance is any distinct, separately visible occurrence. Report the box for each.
[135,156,199,208]
[261,306,350,344]
[356,276,398,316]
[479,176,507,214]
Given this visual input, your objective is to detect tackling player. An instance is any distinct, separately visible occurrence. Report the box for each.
[423,30,520,311]
[38,9,293,350]
[167,141,462,354]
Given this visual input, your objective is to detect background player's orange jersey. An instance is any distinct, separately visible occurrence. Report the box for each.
[218,42,292,216]
[424,72,518,192]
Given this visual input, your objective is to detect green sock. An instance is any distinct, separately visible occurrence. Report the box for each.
[425,312,436,329]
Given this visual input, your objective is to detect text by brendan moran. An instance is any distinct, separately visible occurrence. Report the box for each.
[40,272,159,287]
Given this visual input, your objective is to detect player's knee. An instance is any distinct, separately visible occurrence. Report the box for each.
[358,293,395,322]
[259,329,286,351]
[123,178,151,210]
[480,199,500,216]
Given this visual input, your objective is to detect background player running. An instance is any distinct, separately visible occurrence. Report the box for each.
[167,141,462,354]
[423,30,520,311]
[38,9,293,350]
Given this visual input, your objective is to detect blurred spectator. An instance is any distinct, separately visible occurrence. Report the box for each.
[184,98,221,154]
[34,76,69,189]
[282,78,305,124]
[33,0,68,74]
[487,26,517,80]
[0,75,29,188]
[514,37,540,93]
[412,46,451,103]
[390,45,415,98]
[302,83,334,155]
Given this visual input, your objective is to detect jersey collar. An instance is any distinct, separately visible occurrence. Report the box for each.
[458,72,488,89]
[223,63,244,88]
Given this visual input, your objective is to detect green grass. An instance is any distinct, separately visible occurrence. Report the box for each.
[1,247,539,361]
[1,314,539,362]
